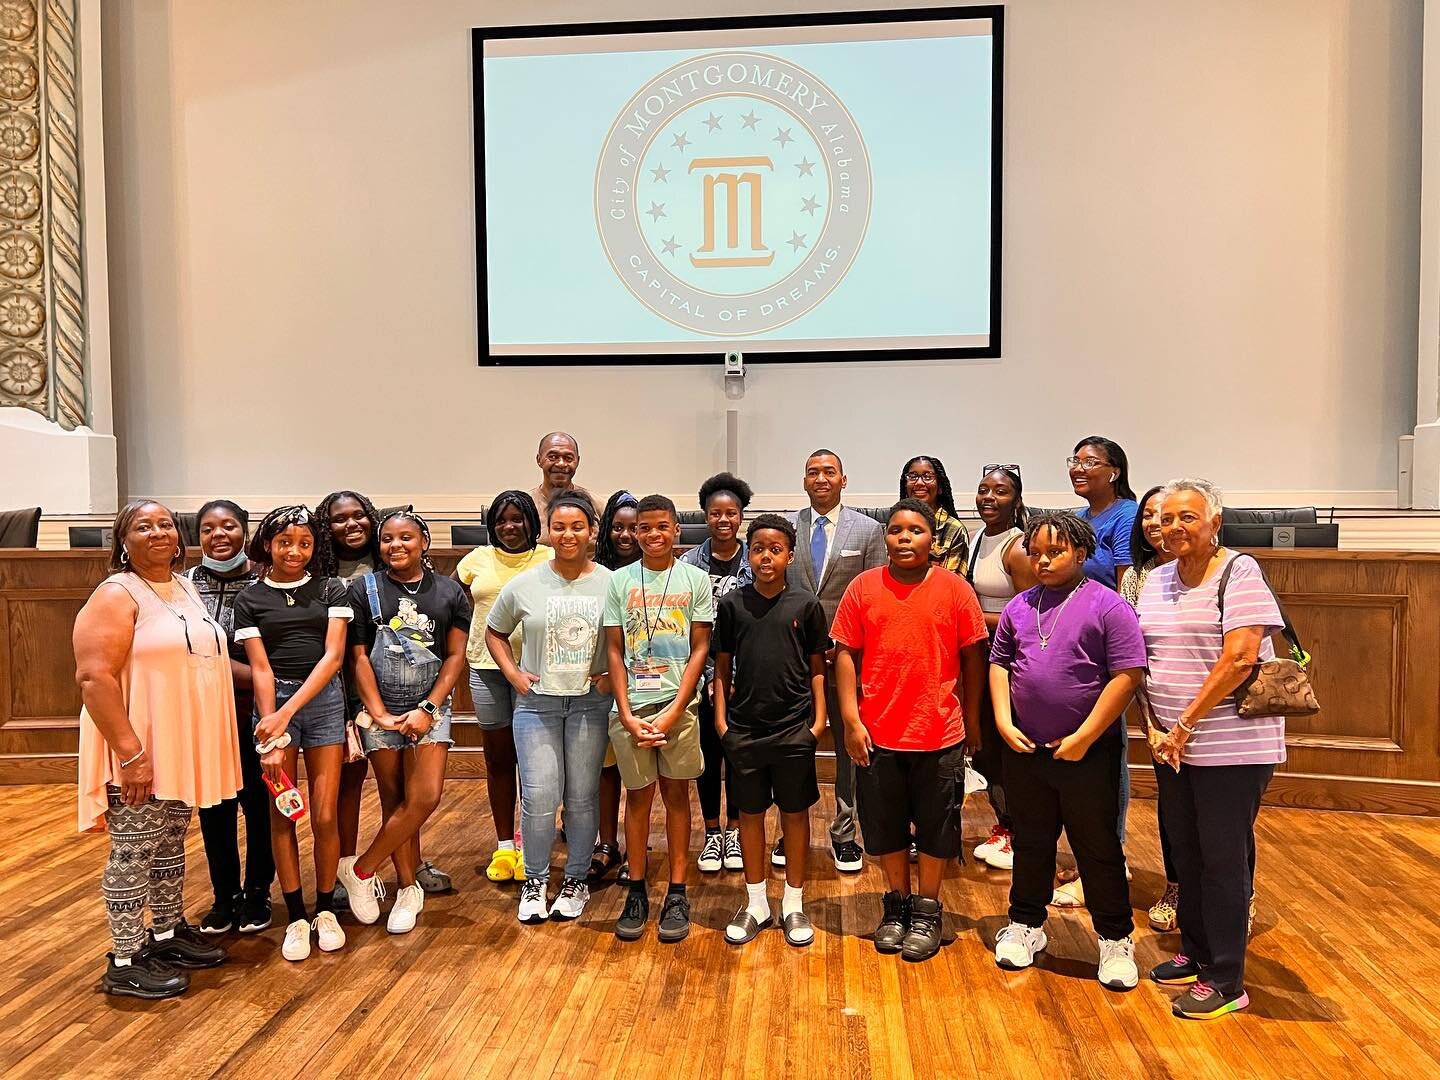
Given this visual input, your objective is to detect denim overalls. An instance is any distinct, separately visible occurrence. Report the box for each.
[358,573,454,753]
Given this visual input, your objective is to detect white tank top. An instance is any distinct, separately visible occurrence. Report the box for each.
[970,527,1023,613]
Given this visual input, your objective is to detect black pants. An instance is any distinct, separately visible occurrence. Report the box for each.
[1004,732,1132,941]
[198,701,275,902]
[1154,760,1273,994]
[697,683,737,823]
[970,677,1011,830]
[1158,800,1177,882]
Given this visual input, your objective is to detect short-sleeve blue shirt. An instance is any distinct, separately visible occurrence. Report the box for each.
[1076,498,1139,590]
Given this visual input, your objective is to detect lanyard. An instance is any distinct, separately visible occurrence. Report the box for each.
[637,563,676,657]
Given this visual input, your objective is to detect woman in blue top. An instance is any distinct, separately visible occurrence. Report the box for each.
[1068,436,1139,590]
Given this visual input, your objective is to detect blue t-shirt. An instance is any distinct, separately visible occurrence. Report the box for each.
[1076,499,1138,590]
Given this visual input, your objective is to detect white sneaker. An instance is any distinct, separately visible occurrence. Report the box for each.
[550,876,590,921]
[1097,936,1138,990]
[994,922,1047,970]
[336,856,385,925]
[313,910,346,952]
[983,833,1014,871]
[698,831,723,873]
[973,824,1011,864]
[282,918,311,962]
[387,884,424,934]
[722,828,743,871]
[518,878,549,924]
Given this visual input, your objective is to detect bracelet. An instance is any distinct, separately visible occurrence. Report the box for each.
[119,748,145,768]
[1175,718,1198,735]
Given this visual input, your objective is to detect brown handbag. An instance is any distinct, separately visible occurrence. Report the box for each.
[1215,555,1321,717]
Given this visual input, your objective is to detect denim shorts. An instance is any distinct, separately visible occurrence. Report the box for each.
[469,667,516,730]
[361,702,454,753]
[252,675,346,749]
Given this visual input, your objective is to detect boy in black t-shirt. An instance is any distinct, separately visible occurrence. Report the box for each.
[713,514,829,947]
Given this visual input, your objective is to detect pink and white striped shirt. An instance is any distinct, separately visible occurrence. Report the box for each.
[1136,553,1287,766]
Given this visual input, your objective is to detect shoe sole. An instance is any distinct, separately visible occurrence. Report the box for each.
[238,920,272,933]
[1148,917,1177,932]
[1152,972,1200,986]
[725,917,773,945]
[549,908,584,922]
[1174,992,1249,1020]
[874,938,904,955]
[283,949,310,962]
[771,856,786,867]
[834,860,863,873]
[1100,975,1138,992]
[723,861,743,872]
[657,924,690,943]
[103,981,188,1000]
[902,947,940,963]
[697,861,722,873]
[317,938,345,953]
[198,924,231,935]
[387,922,416,935]
[519,911,549,925]
[614,922,646,941]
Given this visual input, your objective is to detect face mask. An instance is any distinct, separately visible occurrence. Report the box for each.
[202,549,248,573]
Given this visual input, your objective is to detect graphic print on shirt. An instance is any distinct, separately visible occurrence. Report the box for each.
[545,594,602,680]
[389,597,435,648]
[623,587,692,671]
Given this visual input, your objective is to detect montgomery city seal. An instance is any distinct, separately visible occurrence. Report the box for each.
[595,51,872,337]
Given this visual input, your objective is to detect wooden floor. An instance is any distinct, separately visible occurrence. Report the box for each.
[2,784,1438,1080]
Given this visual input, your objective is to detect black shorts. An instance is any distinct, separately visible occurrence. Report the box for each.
[722,728,820,815]
[855,742,965,859]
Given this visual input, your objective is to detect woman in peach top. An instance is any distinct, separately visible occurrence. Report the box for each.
[75,500,242,1000]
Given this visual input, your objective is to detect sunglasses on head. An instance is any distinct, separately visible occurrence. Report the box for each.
[982,464,1021,476]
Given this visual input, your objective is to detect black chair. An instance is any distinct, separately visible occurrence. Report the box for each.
[1221,507,1318,525]
[377,503,414,521]
[856,506,890,524]
[0,507,41,548]
[69,526,114,548]
[173,511,202,547]
[451,524,489,546]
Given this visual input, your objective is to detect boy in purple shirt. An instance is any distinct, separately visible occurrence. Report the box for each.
[987,512,1147,991]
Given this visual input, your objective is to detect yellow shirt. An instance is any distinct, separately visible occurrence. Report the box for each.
[456,545,554,668]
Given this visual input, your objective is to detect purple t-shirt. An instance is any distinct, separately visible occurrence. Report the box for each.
[989,579,1148,744]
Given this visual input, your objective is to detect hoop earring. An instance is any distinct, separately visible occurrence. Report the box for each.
[120,544,130,565]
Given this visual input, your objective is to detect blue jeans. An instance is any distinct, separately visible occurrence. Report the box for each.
[511,688,614,883]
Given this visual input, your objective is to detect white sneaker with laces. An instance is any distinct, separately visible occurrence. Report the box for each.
[697,830,724,873]
[983,833,1014,871]
[282,918,311,962]
[336,856,384,925]
[518,878,550,924]
[994,922,1047,970]
[722,828,743,871]
[550,877,590,921]
[387,884,424,934]
[1097,936,1139,990]
[313,910,346,952]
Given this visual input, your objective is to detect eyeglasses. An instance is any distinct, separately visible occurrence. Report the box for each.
[1065,456,1111,471]
[982,463,1021,476]
[904,472,937,484]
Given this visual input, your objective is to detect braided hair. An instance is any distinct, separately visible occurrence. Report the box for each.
[485,490,540,553]
[316,490,383,567]
[899,455,958,517]
[377,509,434,572]
[597,490,640,569]
[1022,510,1098,560]
[247,504,336,578]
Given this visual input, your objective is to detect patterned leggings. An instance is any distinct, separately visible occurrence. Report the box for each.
[102,788,192,959]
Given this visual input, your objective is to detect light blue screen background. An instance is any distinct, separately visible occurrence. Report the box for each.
[482,31,993,348]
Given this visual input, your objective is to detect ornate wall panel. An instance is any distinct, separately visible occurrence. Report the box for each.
[0,0,85,428]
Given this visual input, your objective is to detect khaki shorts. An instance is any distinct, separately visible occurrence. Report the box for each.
[609,694,703,790]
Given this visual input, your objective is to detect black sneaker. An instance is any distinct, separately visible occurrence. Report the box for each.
[145,921,226,969]
[238,890,273,933]
[901,896,943,962]
[1150,953,1203,985]
[197,893,240,935]
[832,839,864,873]
[874,891,910,953]
[657,891,691,943]
[1172,981,1250,1021]
[102,952,189,999]
[615,886,650,941]
[771,837,787,868]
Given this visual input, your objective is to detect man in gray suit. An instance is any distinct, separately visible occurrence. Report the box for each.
[781,448,887,872]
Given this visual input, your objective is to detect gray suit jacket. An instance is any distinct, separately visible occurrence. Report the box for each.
[791,505,888,627]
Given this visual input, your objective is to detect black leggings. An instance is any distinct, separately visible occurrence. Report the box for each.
[697,683,737,824]
[197,700,275,901]
[970,678,1011,830]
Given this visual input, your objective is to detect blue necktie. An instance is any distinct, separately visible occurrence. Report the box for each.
[811,514,829,578]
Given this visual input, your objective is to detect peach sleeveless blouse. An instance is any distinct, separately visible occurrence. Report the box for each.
[77,573,242,831]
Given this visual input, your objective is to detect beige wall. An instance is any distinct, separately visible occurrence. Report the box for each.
[99,0,1422,511]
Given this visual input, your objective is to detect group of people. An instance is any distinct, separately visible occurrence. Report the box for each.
[74,431,1288,1023]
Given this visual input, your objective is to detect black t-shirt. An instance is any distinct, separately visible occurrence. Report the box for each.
[346,570,472,661]
[714,584,829,737]
[233,576,353,680]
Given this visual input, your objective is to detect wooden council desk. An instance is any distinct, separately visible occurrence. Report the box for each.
[2,548,1437,815]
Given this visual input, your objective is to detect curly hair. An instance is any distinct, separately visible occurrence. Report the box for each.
[900,455,957,516]
[377,509,434,572]
[888,497,937,534]
[746,513,797,550]
[596,490,640,570]
[316,490,382,568]
[637,493,677,520]
[247,504,336,578]
[698,471,753,511]
[1023,510,1098,560]
[486,490,540,553]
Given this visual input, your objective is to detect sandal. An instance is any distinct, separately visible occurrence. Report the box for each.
[587,842,623,884]
[484,849,519,883]
[1050,879,1085,908]
[782,910,815,947]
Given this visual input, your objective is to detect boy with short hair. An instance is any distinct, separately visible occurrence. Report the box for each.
[713,514,829,947]
[989,511,1145,991]
[604,494,714,943]
[832,498,989,963]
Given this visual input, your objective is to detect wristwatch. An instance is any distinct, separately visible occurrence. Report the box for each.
[418,699,440,718]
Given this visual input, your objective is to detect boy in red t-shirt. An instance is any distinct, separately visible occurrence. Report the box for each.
[832,498,988,962]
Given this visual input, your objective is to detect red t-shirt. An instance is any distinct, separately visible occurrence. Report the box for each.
[830,566,988,751]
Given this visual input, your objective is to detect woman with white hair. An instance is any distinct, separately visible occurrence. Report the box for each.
[1135,478,1285,1021]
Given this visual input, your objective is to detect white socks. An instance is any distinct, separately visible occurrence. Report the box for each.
[745,881,770,923]
[152,927,175,941]
[498,839,515,852]
[783,884,804,918]
[113,955,132,967]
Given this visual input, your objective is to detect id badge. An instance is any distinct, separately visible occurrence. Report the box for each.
[631,658,665,693]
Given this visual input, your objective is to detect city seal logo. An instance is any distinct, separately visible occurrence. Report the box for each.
[595,51,872,337]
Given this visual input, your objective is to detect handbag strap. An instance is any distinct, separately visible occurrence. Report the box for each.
[1214,554,1309,664]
